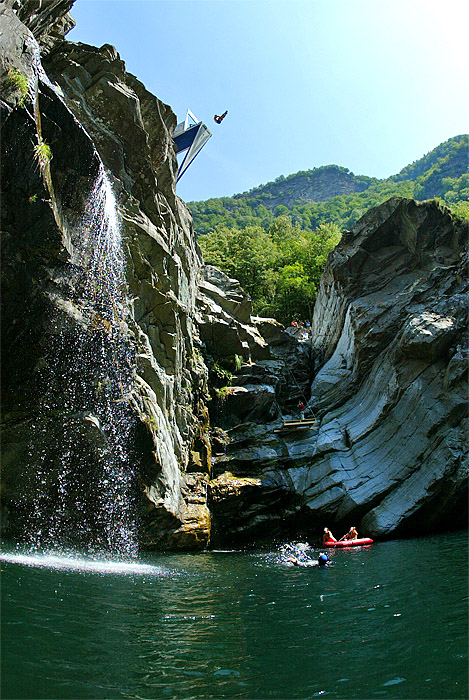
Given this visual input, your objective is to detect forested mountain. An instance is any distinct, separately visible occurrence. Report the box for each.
[190,135,468,235]
[233,165,377,210]
[391,134,468,186]
[189,135,468,323]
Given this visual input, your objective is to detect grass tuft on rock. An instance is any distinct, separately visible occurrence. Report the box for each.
[33,141,52,171]
[5,67,29,105]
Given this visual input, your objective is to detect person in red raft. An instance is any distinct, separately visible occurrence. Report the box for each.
[340,526,358,541]
[323,526,359,542]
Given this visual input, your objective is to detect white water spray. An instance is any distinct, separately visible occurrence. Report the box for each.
[0,551,165,577]
[25,165,138,557]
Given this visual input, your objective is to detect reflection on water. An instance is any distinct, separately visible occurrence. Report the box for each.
[1,532,468,699]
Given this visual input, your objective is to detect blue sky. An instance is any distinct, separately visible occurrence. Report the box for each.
[68,0,469,203]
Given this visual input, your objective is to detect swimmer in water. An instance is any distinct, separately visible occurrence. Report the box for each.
[288,553,330,567]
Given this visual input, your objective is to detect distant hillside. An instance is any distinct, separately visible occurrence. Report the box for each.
[392,134,468,184]
[189,135,468,236]
[238,165,377,210]
[391,134,468,200]
[190,135,468,324]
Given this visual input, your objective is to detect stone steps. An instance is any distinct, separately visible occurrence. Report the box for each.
[273,419,318,433]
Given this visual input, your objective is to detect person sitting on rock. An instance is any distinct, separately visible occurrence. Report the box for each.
[341,526,358,540]
[323,527,336,544]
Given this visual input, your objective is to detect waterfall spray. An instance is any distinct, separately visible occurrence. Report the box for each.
[24,165,138,558]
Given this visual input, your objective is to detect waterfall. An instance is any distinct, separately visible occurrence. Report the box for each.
[25,166,138,558]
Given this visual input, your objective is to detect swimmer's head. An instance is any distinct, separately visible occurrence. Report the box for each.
[318,553,328,566]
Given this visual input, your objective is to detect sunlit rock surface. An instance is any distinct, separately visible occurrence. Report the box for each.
[211,198,468,544]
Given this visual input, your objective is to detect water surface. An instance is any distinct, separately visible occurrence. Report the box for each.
[2,532,467,698]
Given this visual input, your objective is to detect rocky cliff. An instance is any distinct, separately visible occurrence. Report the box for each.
[209,198,468,545]
[1,1,467,552]
[1,0,212,550]
[244,165,376,210]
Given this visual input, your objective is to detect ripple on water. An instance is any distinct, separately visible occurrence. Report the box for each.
[383,677,406,686]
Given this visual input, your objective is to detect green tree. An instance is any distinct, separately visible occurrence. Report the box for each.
[274,262,317,322]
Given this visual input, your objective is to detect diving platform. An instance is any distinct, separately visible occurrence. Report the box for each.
[173,109,212,182]
[273,418,318,433]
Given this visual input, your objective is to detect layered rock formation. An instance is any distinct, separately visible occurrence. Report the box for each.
[1,1,467,552]
[196,264,313,428]
[210,198,468,544]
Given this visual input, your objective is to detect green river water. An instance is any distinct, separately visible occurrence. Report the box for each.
[1,531,467,699]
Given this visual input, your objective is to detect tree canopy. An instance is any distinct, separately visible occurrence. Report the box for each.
[199,217,340,324]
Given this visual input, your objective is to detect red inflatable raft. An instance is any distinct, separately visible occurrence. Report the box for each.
[324,538,373,547]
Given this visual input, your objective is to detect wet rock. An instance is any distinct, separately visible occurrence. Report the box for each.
[208,471,295,546]
[1,5,210,550]
[141,472,211,550]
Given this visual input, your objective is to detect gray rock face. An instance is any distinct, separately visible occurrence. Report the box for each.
[209,198,468,545]
[13,0,76,54]
[245,165,374,210]
[197,265,269,360]
[307,199,468,537]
